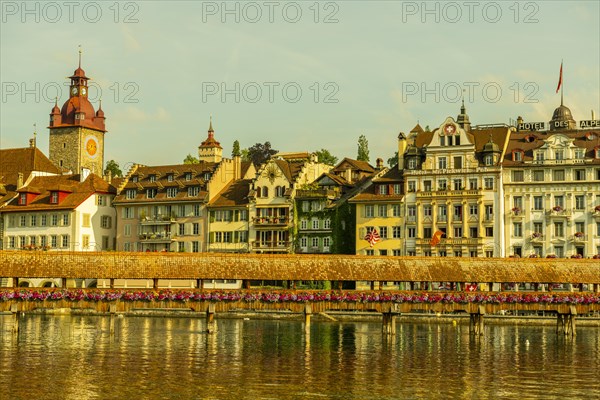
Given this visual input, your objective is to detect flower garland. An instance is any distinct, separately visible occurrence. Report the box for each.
[1,289,599,305]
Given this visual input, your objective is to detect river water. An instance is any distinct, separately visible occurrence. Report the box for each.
[1,314,599,399]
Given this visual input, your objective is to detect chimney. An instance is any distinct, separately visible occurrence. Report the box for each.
[233,155,241,179]
[17,173,24,189]
[81,167,90,182]
[376,158,384,170]
[104,170,112,184]
[517,116,523,126]
[29,137,36,148]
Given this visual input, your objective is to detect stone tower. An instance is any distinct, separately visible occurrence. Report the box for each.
[198,117,223,163]
[48,51,106,176]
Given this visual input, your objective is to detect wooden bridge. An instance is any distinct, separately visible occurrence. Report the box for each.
[1,251,599,336]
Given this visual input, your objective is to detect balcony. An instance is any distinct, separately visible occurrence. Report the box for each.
[437,215,447,223]
[530,233,544,242]
[416,238,483,246]
[546,207,571,217]
[138,231,174,243]
[406,216,416,223]
[252,241,291,251]
[571,233,587,242]
[140,216,175,225]
[416,189,481,199]
[253,216,290,226]
[484,214,494,223]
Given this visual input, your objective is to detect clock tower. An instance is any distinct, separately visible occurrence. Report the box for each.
[48,51,106,176]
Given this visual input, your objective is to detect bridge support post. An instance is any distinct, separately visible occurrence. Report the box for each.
[197,279,203,289]
[558,306,577,336]
[61,278,67,288]
[594,284,599,293]
[12,277,19,288]
[109,279,115,289]
[109,304,117,336]
[10,304,19,335]
[243,280,250,289]
[304,304,312,333]
[206,303,217,334]
[153,278,159,290]
[469,305,485,336]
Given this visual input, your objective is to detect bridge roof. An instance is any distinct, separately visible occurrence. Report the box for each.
[1,252,599,284]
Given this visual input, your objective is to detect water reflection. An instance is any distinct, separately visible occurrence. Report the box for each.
[1,314,599,399]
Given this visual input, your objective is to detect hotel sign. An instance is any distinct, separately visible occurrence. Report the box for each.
[517,122,545,131]
[580,120,600,128]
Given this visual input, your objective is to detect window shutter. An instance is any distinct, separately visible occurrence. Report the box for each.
[210,212,215,223]
[209,232,215,243]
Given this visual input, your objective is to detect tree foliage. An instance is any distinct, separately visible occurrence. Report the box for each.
[247,142,278,166]
[104,160,123,177]
[387,152,398,168]
[232,140,241,157]
[183,154,199,164]
[357,135,370,162]
[314,148,338,166]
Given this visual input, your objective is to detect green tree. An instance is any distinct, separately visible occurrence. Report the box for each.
[247,142,278,166]
[425,125,431,132]
[314,149,338,166]
[232,140,241,157]
[357,135,370,162]
[387,152,398,168]
[104,160,123,177]
[240,149,250,163]
[183,154,199,164]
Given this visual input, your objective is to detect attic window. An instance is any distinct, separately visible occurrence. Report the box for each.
[512,150,523,162]
[525,134,536,143]
[167,174,174,182]
[595,147,600,159]
[185,172,192,181]
[50,192,59,204]
[19,193,27,205]
[132,176,139,183]
[204,173,211,181]
[149,175,156,183]
[379,185,388,195]
[586,132,598,141]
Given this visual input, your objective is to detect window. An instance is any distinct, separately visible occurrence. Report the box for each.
[554,246,564,258]
[554,222,564,237]
[533,222,543,234]
[424,205,432,217]
[193,204,201,217]
[51,192,59,204]
[97,195,106,206]
[574,169,586,181]
[126,189,136,199]
[178,242,185,252]
[101,216,112,229]
[379,226,387,239]
[179,224,185,236]
[533,196,543,210]
[62,235,69,248]
[423,227,432,238]
[379,185,388,195]
[82,235,90,249]
[393,184,402,194]
[513,151,523,162]
[300,219,308,230]
[188,186,200,197]
[440,136,445,146]
[379,250,388,256]
[124,224,131,237]
[597,222,600,236]
[454,227,462,238]
[393,226,402,238]
[311,237,319,248]
[312,219,319,230]
[438,157,447,169]
[574,149,585,159]
[469,178,478,190]
[554,196,564,208]
[82,213,91,227]
[365,249,374,256]
[192,242,199,253]
[300,237,308,248]
[302,202,309,212]
[438,180,447,190]
[407,158,416,169]
[215,232,223,243]
[324,219,331,229]
[29,236,37,247]
[485,205,493,220]
[30,215,37,227]
[533,170,544,182]
[575,222,585,235]
[555,150,564,160]
[469,227,478,238]
[322,237,331,249]
[453,156,462,169]
[407,181,416,192]
[185,172,192,181]
[484,155,493,166]
[167,174,174,182]
[484,178,494,190]
[485,227,493,237]
[378,205,387,217]
[512,170,524,182]
[513,223,522,237]
[424,181,432,191]
[575,196,585,210]
[535,151,545,161]
[179,205,186,217]
[146,189,157,199]
[553,170,565,181]
[131,176,138,183]
[62,214,69,226]
[275,186,285,197]
[513,196,523,209]
[193,223,200,235]
[392,204,401,217]
[453,179,462,191]
[261,187,268,197]
[149,175,156,183]
[453,205,463,220]
[223,232,231,243]
[365,205,374,218]
[408,227,416,238]
[407,206,416,219]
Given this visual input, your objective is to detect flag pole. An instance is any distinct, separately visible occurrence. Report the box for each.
[561,59,564,106]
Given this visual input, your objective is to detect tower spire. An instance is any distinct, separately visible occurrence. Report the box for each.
[78,45,82,68]
[209,115,214,133]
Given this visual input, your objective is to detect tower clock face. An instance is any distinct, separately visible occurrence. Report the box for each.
[71,87,78,96]
[84,136,99,158]
[81,87,86,96]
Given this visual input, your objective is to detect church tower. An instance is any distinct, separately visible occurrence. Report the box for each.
[48,50,106,176]
[198,117,223,163]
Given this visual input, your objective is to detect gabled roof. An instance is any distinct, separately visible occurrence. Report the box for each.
[2,173,115,212]
[208,179,252,208]
[332,158,375,173]
[349,168,404,203]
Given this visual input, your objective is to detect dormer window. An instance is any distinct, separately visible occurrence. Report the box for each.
[167,174,174,182]
[574,149,585,159]
[262,187,269,197]
[407,158,417,169]
[188,186,200,197]
[146,188,157,199]
[204,173,211,181]
[185,172,192,181]
[51,192,59,204]
[19,193,27,205]
[126,189,136,199]
[149,175,156,183]
[484,155,493,166]
[595,147,600,159]
[255,186,261,198]
[166,187,178,198]
[132,176,139,183]
[555,150,564,160]
[379,185,388,195]
[512,150,523,162]
[535,151,545,161]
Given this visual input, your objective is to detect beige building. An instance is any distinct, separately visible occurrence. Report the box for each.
[503,103,600,258]
[401,105,512,257]
[249,153,332,253]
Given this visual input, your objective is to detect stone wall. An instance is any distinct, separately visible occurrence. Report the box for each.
[0,251,599,283]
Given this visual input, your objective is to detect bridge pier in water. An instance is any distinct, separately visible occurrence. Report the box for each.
[206,303,217,333]
[304,304,312,332]
[469,305,486,336]
[557,306,577,336]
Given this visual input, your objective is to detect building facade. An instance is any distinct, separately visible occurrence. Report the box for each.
[503,103,600,258]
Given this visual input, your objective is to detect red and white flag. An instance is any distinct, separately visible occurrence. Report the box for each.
[556,62,563,94]
[364,228,380,247]
[429,230,444,247]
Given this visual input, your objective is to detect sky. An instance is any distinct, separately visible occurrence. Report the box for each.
[1,0,599,169]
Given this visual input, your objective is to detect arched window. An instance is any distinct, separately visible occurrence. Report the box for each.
[262,187,269,197]
[484,154,494,166]
[255,186,261,198]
